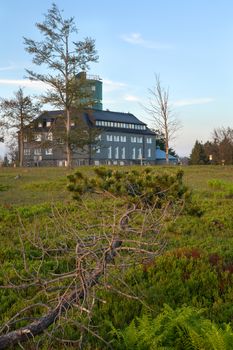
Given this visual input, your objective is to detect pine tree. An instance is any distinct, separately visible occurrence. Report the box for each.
[24,3,98,167]
[189,140,208,165]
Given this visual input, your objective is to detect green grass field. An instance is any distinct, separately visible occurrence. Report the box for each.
[1,165,233,206]
[1,165,233,349]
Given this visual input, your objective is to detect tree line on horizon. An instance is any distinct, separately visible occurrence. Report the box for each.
[189,127,233,165]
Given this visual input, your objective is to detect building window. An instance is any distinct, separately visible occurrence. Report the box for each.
[24,149,30,155]
[45,148,53,155]
[108,146,112,159]
[34,134,42,142]
[122,147,125,159]
[120,136,126,142]
[57,138,64,144]
[94,121,146,130]
[138,148,142,159]
[115,146,119,159]
[91,85,96,91]
[46,121,51,127]
[114,135,119,142]
[45,132,53,141]
[137,137,143,143]
[148,148,151,158]
[38,122,42,128]
[95,134,102,141]
[131,136,136,143]
[93,146,100,153]
[106,134,112,141]
[132,147,136,159]
[34,148,42,155]
[147,137,152,144]
[23,135,27,142]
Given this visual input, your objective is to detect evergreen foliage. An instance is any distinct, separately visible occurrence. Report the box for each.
[154,129,178,157]
[67,166,190,208]
[23,3,99,167]
[190,127,233,165]
[189,140,208,165]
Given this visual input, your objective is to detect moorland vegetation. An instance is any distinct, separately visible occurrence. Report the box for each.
[0,165,233,349]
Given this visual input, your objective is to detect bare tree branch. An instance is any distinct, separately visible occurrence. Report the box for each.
[144,74,181,163]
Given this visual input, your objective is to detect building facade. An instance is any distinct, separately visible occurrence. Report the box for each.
[21,73,158,166]
[92,110,156,166]
[22,109,156,166]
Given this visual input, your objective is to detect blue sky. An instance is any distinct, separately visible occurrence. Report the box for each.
[0,0,233,157]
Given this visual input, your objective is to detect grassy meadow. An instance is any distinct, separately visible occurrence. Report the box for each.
[1,165,233,349]
[1,165,233,205]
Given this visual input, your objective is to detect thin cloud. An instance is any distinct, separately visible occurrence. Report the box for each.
[0,79,48,90]
[124,94,141,102]
[103,79,127,92]
[121,32,172,49]
[0,65,16,72]
[173,97,214,107]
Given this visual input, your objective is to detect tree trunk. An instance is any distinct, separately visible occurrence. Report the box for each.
[0,240,122,349]
[19,131,24,167]
[165,131,169,164]
[66,109,72,167]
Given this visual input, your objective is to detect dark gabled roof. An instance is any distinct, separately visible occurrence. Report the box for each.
[35,109,155,135]
[37,110,64,120]
[37,109,146,125]
[90,109,146,125]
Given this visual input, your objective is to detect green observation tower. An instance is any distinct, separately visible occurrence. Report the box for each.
[77,72,103,110]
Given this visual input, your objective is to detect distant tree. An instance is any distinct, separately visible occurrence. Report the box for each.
[24,3,99,167]
[212,127,233,165]
[203,140,217,164]
[3,155,9,167]
[5,137,18,165]
[189,140,208,165]
[0,120,4,142]
[145,75,181,164]
[0,88,40,167]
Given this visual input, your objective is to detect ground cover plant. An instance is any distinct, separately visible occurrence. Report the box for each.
[0,165,233,348]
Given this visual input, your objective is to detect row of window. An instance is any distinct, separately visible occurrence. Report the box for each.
[37,120,75,128]
[37,119,148,131]
[96,120,146,130]
[25,132,153,145]
[24,132,53,142]
[24,148,53,156]
[131,136,142,143]
[106,135,126,142]
[25,146,152,159]
[105,135,152,144]
[106,146,152,160]
[38,121,52,128]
